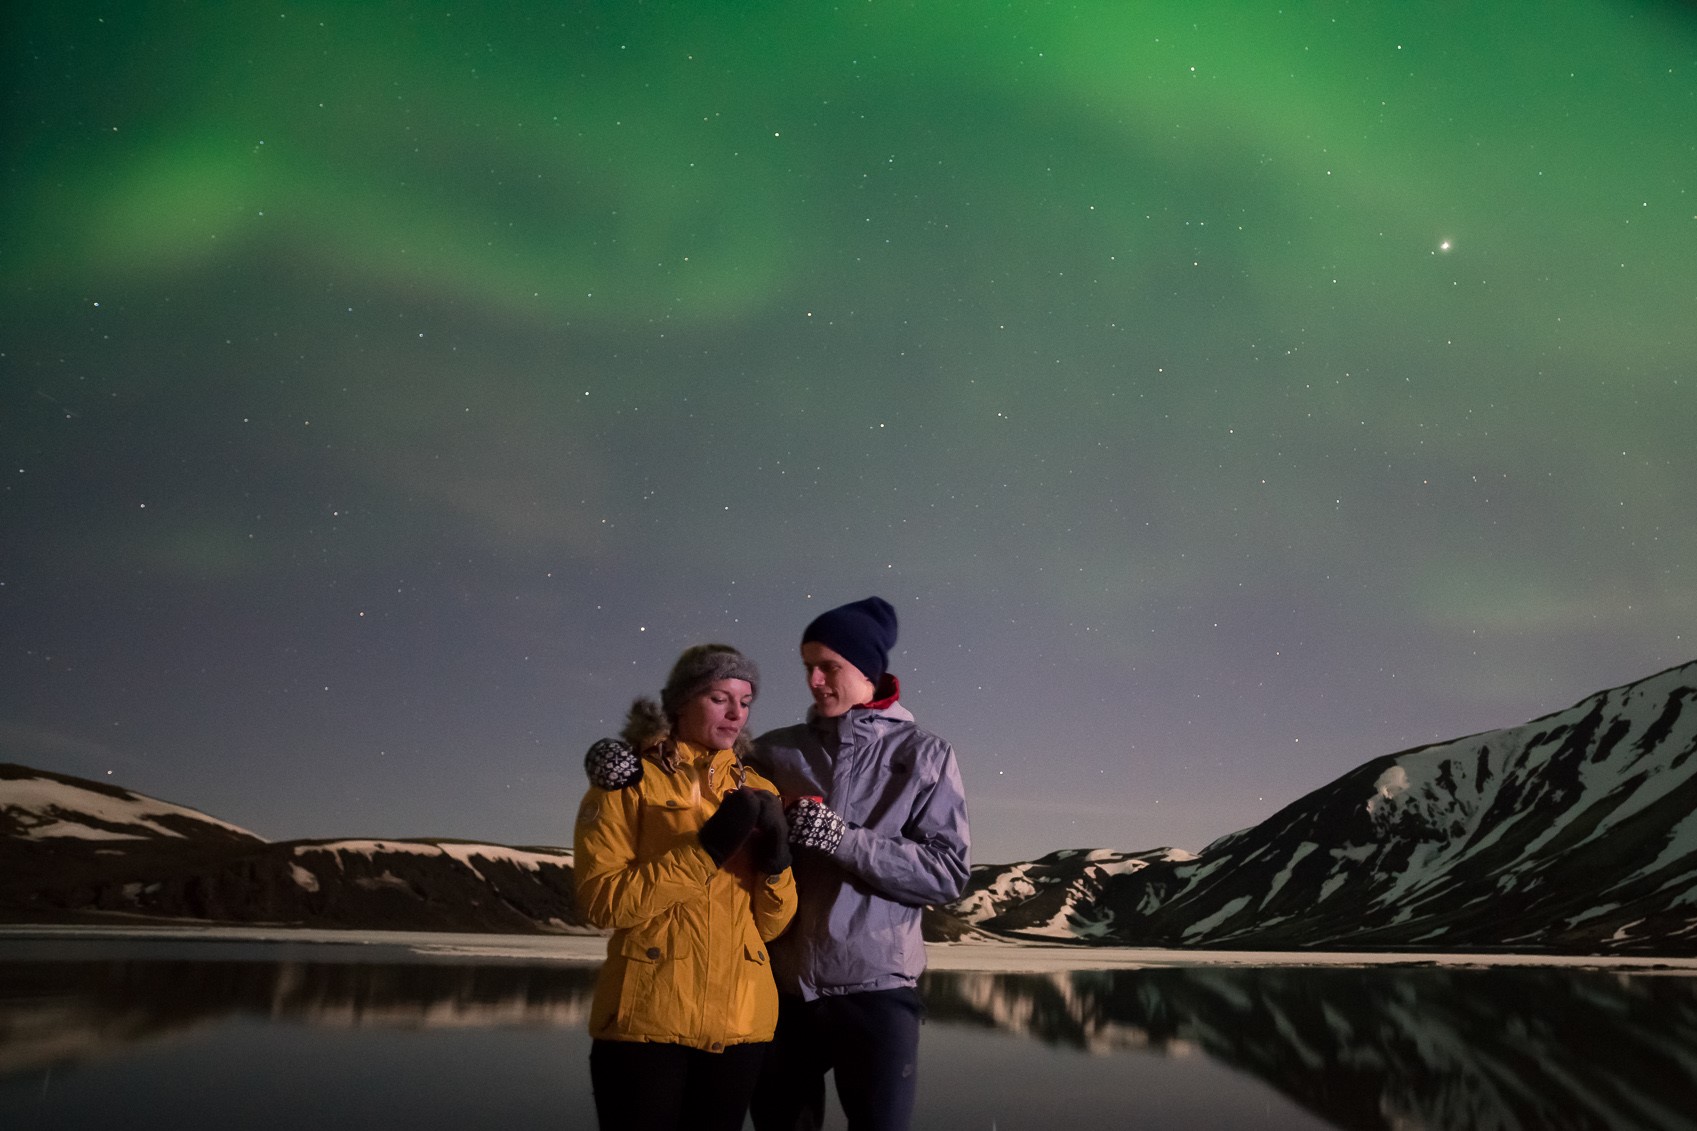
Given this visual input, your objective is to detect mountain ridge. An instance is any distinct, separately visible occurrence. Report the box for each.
[6,658,1696,952]
[941,659,1697,954]
[0,764,583,933]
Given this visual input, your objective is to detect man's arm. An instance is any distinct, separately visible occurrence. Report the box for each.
[830,745,970,906]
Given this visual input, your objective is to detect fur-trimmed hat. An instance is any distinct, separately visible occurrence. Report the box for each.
[659,643,760,722]
[801,597,897,686]
[622,642,760,767]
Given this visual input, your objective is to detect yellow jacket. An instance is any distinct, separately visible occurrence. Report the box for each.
[574,740,797,1051]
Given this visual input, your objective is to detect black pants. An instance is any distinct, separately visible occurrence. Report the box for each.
[749,988,923,1131]
[589,1039,768,1131]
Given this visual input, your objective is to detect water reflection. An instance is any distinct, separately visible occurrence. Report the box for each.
[0,957,598,1076]
[3,946,1695,1130]
[922,965,1697,1131]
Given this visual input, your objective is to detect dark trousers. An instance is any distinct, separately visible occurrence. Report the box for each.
[589,1039,768,1131]
[749,988,923,1131]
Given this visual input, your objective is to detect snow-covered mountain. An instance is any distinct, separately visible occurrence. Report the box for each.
[0,764,584,933]
[0,763,260,843]
[944,847,1195,939]
[9,657,1696,950]
[943,659,1697,954]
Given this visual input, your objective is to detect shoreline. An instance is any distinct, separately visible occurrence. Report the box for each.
[4,923,1696,973]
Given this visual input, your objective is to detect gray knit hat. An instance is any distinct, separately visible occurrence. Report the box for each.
[660,643,760,721]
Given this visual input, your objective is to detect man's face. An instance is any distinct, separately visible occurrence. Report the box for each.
[801,641,876,718]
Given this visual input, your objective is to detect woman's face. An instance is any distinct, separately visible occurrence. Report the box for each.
[674,678,755,751]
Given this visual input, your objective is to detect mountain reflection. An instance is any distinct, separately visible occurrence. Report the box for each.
[7,954,1696,1130]
[0,959,599,1076]
[921,964,1697,1131]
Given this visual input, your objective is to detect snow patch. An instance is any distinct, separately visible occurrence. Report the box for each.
[1316,873,1350,902]
[1365,766,1411,816]
[1263,842,1318,904]
[15,822,140,841]
[1181,895,1251,938]
[1607,919,1645,942]
[353,870,411,893]
[292,840,571,874]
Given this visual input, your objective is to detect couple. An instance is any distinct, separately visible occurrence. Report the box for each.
[573,596,972,1131]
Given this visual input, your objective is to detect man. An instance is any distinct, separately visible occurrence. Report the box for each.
[748,596,971,1131]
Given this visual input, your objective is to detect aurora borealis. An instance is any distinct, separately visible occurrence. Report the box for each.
[4,3,1693,864]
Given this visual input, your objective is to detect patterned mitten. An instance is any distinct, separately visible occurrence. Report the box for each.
[584,738,642,791]
[786,797,846,854]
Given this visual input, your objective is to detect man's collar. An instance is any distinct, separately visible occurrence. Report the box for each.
[861,673,901,711]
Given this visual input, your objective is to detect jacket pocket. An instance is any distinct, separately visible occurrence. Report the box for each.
[729,936,776,1040]
[615,929,669,1028]
[638,792,703,859]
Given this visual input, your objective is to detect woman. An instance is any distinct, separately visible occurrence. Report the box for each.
[574,643,797,1131]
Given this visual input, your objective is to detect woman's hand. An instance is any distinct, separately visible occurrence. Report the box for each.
[748,791,792,875]
[698,788,762,865]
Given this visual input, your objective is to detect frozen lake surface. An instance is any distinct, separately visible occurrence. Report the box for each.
[9,923,1697,970]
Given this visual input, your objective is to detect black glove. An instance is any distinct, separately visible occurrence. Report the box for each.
[584,738,642,791]
[786,797,846,854]
[698,788,762,866]
[748,791,792,875]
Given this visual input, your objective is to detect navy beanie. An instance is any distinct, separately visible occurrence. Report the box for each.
[801,597,898,685]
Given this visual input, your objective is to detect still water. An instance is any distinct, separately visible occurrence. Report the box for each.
[2,938,1694,1130]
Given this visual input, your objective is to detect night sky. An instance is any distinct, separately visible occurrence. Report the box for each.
[5,3,1693,866]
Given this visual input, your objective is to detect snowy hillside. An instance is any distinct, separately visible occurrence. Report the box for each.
[0,764,260,843]
[944,659,1697,954]
[0,765,583,933]
[948,848,1194,939]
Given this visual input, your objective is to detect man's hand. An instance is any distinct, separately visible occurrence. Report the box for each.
[585,738,642,791]
[786,796,846,855]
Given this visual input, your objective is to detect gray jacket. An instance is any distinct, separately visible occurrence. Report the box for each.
[750,697,970,1000]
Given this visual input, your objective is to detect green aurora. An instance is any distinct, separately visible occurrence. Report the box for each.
[4,2,1694,859]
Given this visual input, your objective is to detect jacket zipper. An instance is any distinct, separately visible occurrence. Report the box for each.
[700,756,717,1046]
